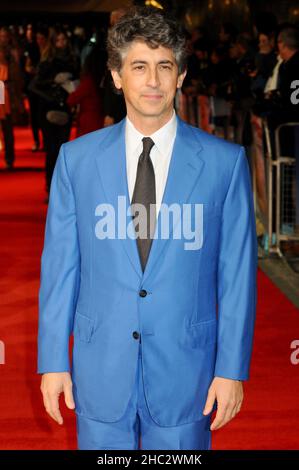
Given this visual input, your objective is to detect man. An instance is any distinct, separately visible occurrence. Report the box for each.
[267,26,299,235]
[38,8,257,450]
[276,25,299,124]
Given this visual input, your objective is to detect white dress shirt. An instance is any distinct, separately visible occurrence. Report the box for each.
[125,110,177,219]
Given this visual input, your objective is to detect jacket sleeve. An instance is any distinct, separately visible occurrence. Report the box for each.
[214,146,258,381]
[37,144,80,374]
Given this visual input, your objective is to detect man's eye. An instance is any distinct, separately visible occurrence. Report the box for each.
[160,65,171,70]
[134,66,145,70]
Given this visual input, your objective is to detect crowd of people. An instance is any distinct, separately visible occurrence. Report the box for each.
[0,10,298,235]
[0,23,109,198]
[181,19,299,238]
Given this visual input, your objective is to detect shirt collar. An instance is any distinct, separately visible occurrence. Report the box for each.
[125,109,177,159]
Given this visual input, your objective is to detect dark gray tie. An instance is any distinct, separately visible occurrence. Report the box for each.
[131,137,156,272]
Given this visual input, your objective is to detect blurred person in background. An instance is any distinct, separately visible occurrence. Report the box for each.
[228,34,255,163]
[275,26,299,125]
[22,24,42,151]
[182,38,210,129]
[102,8,127,127]
[72,26,87,60]
[257,25,299,237]
[0,26,25,126]
[203,46,232,139]
[218,22,238,55]
[67,45,105,136]
[0,45,15,169]
[250,29,277,232]
[29,28,79,199]
[276,25,299,233]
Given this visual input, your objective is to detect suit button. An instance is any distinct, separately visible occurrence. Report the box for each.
[139,289,147,297]
[133,331,140,340]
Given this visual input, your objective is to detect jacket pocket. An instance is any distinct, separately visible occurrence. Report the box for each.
[187,318,217,348]
[74,312,94,343]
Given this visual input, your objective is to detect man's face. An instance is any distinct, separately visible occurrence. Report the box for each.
[259,34,273,54]
[111,41,186,121]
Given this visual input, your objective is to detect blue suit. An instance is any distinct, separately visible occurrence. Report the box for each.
[38,116,257,446]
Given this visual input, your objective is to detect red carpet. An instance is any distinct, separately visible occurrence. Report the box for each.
[0,126,298,449]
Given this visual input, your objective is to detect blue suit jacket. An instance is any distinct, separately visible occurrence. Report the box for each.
[38,116,257,426]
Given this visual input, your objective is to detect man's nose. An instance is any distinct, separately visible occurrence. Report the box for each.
[146,68,160,87]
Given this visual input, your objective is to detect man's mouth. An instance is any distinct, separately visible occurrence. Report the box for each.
[142,94,163,100]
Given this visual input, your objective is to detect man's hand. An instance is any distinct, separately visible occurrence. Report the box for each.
[40,372,75,425]
[203,376,243,431]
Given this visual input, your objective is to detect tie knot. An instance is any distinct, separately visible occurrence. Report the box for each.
[142,137,155,156]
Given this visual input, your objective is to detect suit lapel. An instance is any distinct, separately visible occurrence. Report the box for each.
[94,116,205,283]
[94,119,143,279]
[142,117,205,284]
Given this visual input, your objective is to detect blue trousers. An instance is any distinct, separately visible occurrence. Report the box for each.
[76,346,212,450]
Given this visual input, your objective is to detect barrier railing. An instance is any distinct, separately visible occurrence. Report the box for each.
[263,119,299,256]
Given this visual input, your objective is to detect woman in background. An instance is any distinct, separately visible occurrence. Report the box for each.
[67,45,105,137]
[30,28,78,198]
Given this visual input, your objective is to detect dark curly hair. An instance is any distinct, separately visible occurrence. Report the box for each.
[107,7,187,74]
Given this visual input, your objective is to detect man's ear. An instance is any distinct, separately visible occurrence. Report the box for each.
[177,69,187,89]
[111,70,122,90]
